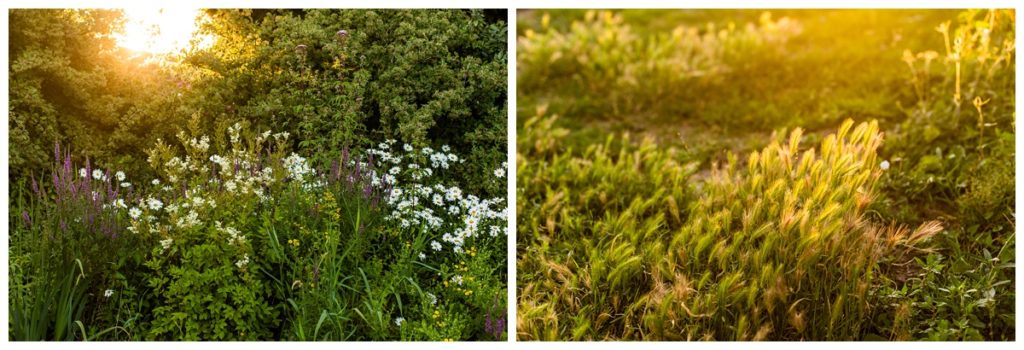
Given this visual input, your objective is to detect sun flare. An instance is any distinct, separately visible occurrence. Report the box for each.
[115,8,213,55]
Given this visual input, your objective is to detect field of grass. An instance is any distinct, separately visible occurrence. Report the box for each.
[517,9,1014,341]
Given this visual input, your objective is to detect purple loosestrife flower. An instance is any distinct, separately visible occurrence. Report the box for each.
[31,176,39,196]
[20,211,31,228]
[63,153,72,181]
[84,159,92,186]
[484,297,507,339]
[363,183,373,200]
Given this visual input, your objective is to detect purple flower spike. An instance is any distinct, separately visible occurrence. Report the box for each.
[20,211,31,228]
[363,183,372,199]
[31,176,39,196]
[330,160,340,181]
[63,154,72,180]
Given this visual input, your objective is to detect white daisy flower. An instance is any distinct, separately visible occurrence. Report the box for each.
[146,198,163,211]
[128,207,142,220]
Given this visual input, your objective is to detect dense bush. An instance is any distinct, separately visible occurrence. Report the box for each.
[8,9,183,182]
[9,9,507,197]
[179,9,507,197]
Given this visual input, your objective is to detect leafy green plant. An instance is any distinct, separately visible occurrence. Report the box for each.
[876,9,1015,340]
[181,9,507,197]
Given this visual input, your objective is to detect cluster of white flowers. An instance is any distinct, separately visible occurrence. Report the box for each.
[394,317,405,326]
[215,221,246,245]
[160,238,173,251]
[235,254,250,269]
[367,140,507,257]
[175,210,201,229]
[146,197,164,211]
[228,123,243,144]
[78,167,133,189]
[104,289,114,298]
[283,153,316,184]
[450,275,464,286]
[165,155,205,176]
[184,133,210,153]
[206,150,276,202]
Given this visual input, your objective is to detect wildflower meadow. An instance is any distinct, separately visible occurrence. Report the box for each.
[9,9,507,341]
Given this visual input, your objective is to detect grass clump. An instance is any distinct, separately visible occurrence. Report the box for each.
[518,115,942,340]
[517,109,697,340]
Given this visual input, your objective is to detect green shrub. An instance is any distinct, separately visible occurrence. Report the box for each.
[180,9,507,197]
[8,9,183,183]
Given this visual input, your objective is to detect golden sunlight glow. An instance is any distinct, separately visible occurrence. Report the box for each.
[115,8,213,55]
